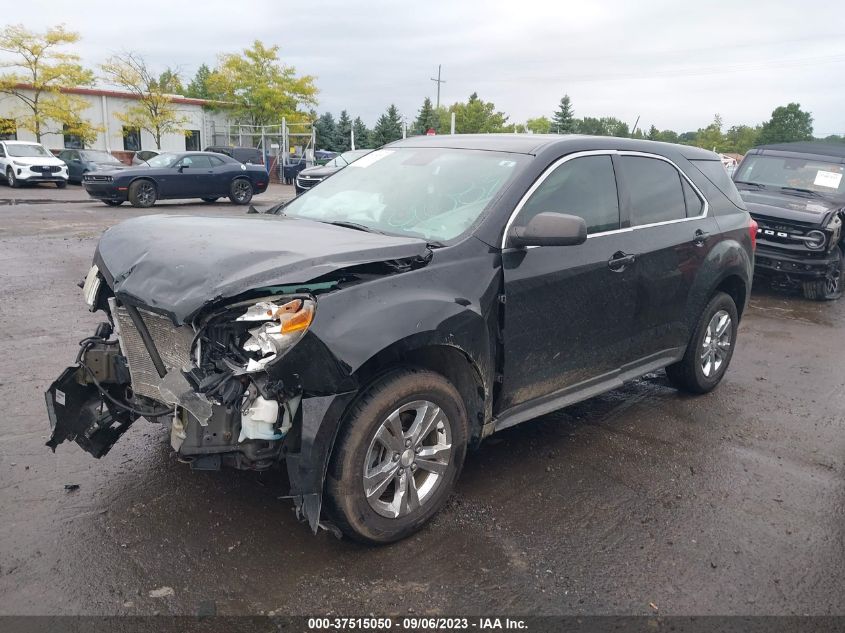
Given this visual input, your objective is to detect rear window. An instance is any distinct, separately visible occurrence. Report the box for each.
[692,159,744,208]
[620,156,687,226]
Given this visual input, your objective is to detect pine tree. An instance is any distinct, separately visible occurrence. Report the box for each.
[336,110,352,152]
[314,112,338,151]
[371,104,403,147]
[413,97,439,135]
[352,116,371,149]
[185,64,212,99]
[551,95,575,134]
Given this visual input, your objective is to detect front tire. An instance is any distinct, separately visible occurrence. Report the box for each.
[666,291,738,394]
[128,179,157,208]
[6,168,18,188]
[325,368,468,544]
[802,246,843,301]
[229,178,253,205]
[56,180,67,189]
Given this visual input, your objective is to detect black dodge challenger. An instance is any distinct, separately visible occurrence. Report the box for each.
[82,151,269,208]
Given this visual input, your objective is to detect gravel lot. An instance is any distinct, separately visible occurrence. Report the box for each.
[0,183,843,616]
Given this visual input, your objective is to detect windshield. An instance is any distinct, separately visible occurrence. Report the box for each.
[7,143,51,158]
[146,153,179,168]
[81,150,122,164]
[283,148,527,242]
[734,154,845,197]
[328,150,371,168]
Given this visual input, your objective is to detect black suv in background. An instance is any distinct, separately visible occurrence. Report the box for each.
[204,145,264,165]
[46,135,754,544]
[734,142,845,300]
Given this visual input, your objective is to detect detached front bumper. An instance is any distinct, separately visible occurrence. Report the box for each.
[754,244,839,280]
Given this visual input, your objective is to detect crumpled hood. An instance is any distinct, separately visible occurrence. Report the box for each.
[739,189,842,225]
[95,214,430,323]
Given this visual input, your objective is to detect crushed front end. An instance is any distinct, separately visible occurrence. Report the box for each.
[45,264,346,526]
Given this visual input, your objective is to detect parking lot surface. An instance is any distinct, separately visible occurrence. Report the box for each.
[0,187,843,616]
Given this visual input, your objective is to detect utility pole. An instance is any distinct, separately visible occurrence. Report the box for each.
[430,64,446,108]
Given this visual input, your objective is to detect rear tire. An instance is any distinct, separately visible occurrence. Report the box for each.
[324,368,468,544]
[56,181,67,188]
[802,246,843,301]
[229,178,253,205]
[6,168,18,188]
[666,291,738,394]
[128,179,157,208]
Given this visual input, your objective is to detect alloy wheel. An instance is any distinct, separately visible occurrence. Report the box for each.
[233,179,251,202]
[363,400,453,518]
[700,309,732,377]
[825,264,841,296]
[137,182,155,205]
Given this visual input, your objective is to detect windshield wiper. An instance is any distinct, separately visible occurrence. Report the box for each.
[325,220,385,234]
[734,180,766,189]
[780,186,822,198]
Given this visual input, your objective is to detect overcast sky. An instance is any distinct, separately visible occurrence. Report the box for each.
[9,0,845,135]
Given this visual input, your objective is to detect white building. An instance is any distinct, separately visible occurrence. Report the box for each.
[0,84,234,155]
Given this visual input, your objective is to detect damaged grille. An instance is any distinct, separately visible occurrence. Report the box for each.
[113,306,195,401]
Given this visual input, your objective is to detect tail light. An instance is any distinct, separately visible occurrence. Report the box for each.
[749,218,758,251]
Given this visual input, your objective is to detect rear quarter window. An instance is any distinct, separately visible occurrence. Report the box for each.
[691,159,745,208]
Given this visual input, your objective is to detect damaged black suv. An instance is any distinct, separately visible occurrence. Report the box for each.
[46,135,754,543]
[734,142,845,300]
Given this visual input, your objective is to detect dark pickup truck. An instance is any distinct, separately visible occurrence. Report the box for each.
[734,142,845,300]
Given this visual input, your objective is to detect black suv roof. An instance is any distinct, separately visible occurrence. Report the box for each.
[391,133,719,160]
[751,141,845,161]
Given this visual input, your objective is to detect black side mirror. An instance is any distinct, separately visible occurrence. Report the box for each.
[508,212,588,248]
[177,164,188,172]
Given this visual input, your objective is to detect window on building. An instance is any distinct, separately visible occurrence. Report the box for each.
[619,156,687,226]
[185,130,201,151]
[0,119,16,140]
[63,124,84,149]
[518,155,620,234]
[123,126,141,151]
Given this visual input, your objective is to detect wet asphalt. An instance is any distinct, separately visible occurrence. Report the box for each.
[0,185,843,616]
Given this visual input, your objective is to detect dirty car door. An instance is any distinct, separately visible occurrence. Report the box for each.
[615,154,718,360]
[499,153,638,410]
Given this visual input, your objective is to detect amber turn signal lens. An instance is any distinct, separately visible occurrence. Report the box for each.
[280,303,314,333]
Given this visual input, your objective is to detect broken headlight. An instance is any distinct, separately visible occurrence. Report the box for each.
[236,297,315,373]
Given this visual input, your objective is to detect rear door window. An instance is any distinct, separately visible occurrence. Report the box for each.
[620,156,686,226]
[518,155,620,234]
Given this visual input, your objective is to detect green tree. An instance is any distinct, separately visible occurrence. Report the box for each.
[693,114,725,152]
[446,92,508,134]
[157,68,183,94]
[551,95,575,133]
[352,116,370,149]
[371,104,403,147]
[336,110,352,152]
[758,102,813,145]
[101,53,189,150]
[207,40,317,127]
[654,129,680,144]
[821,134,844,143]
[724,124,760,154]
[185,64,211,99]
[314,111,337,150]
[574,116,628,137]
[413,97,439,135]
[525,116,551,134]
[0,24,100,143]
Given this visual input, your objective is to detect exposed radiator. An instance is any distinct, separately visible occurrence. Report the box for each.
[113,306,195,401]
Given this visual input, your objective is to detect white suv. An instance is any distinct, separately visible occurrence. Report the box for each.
[0,140,69,188]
